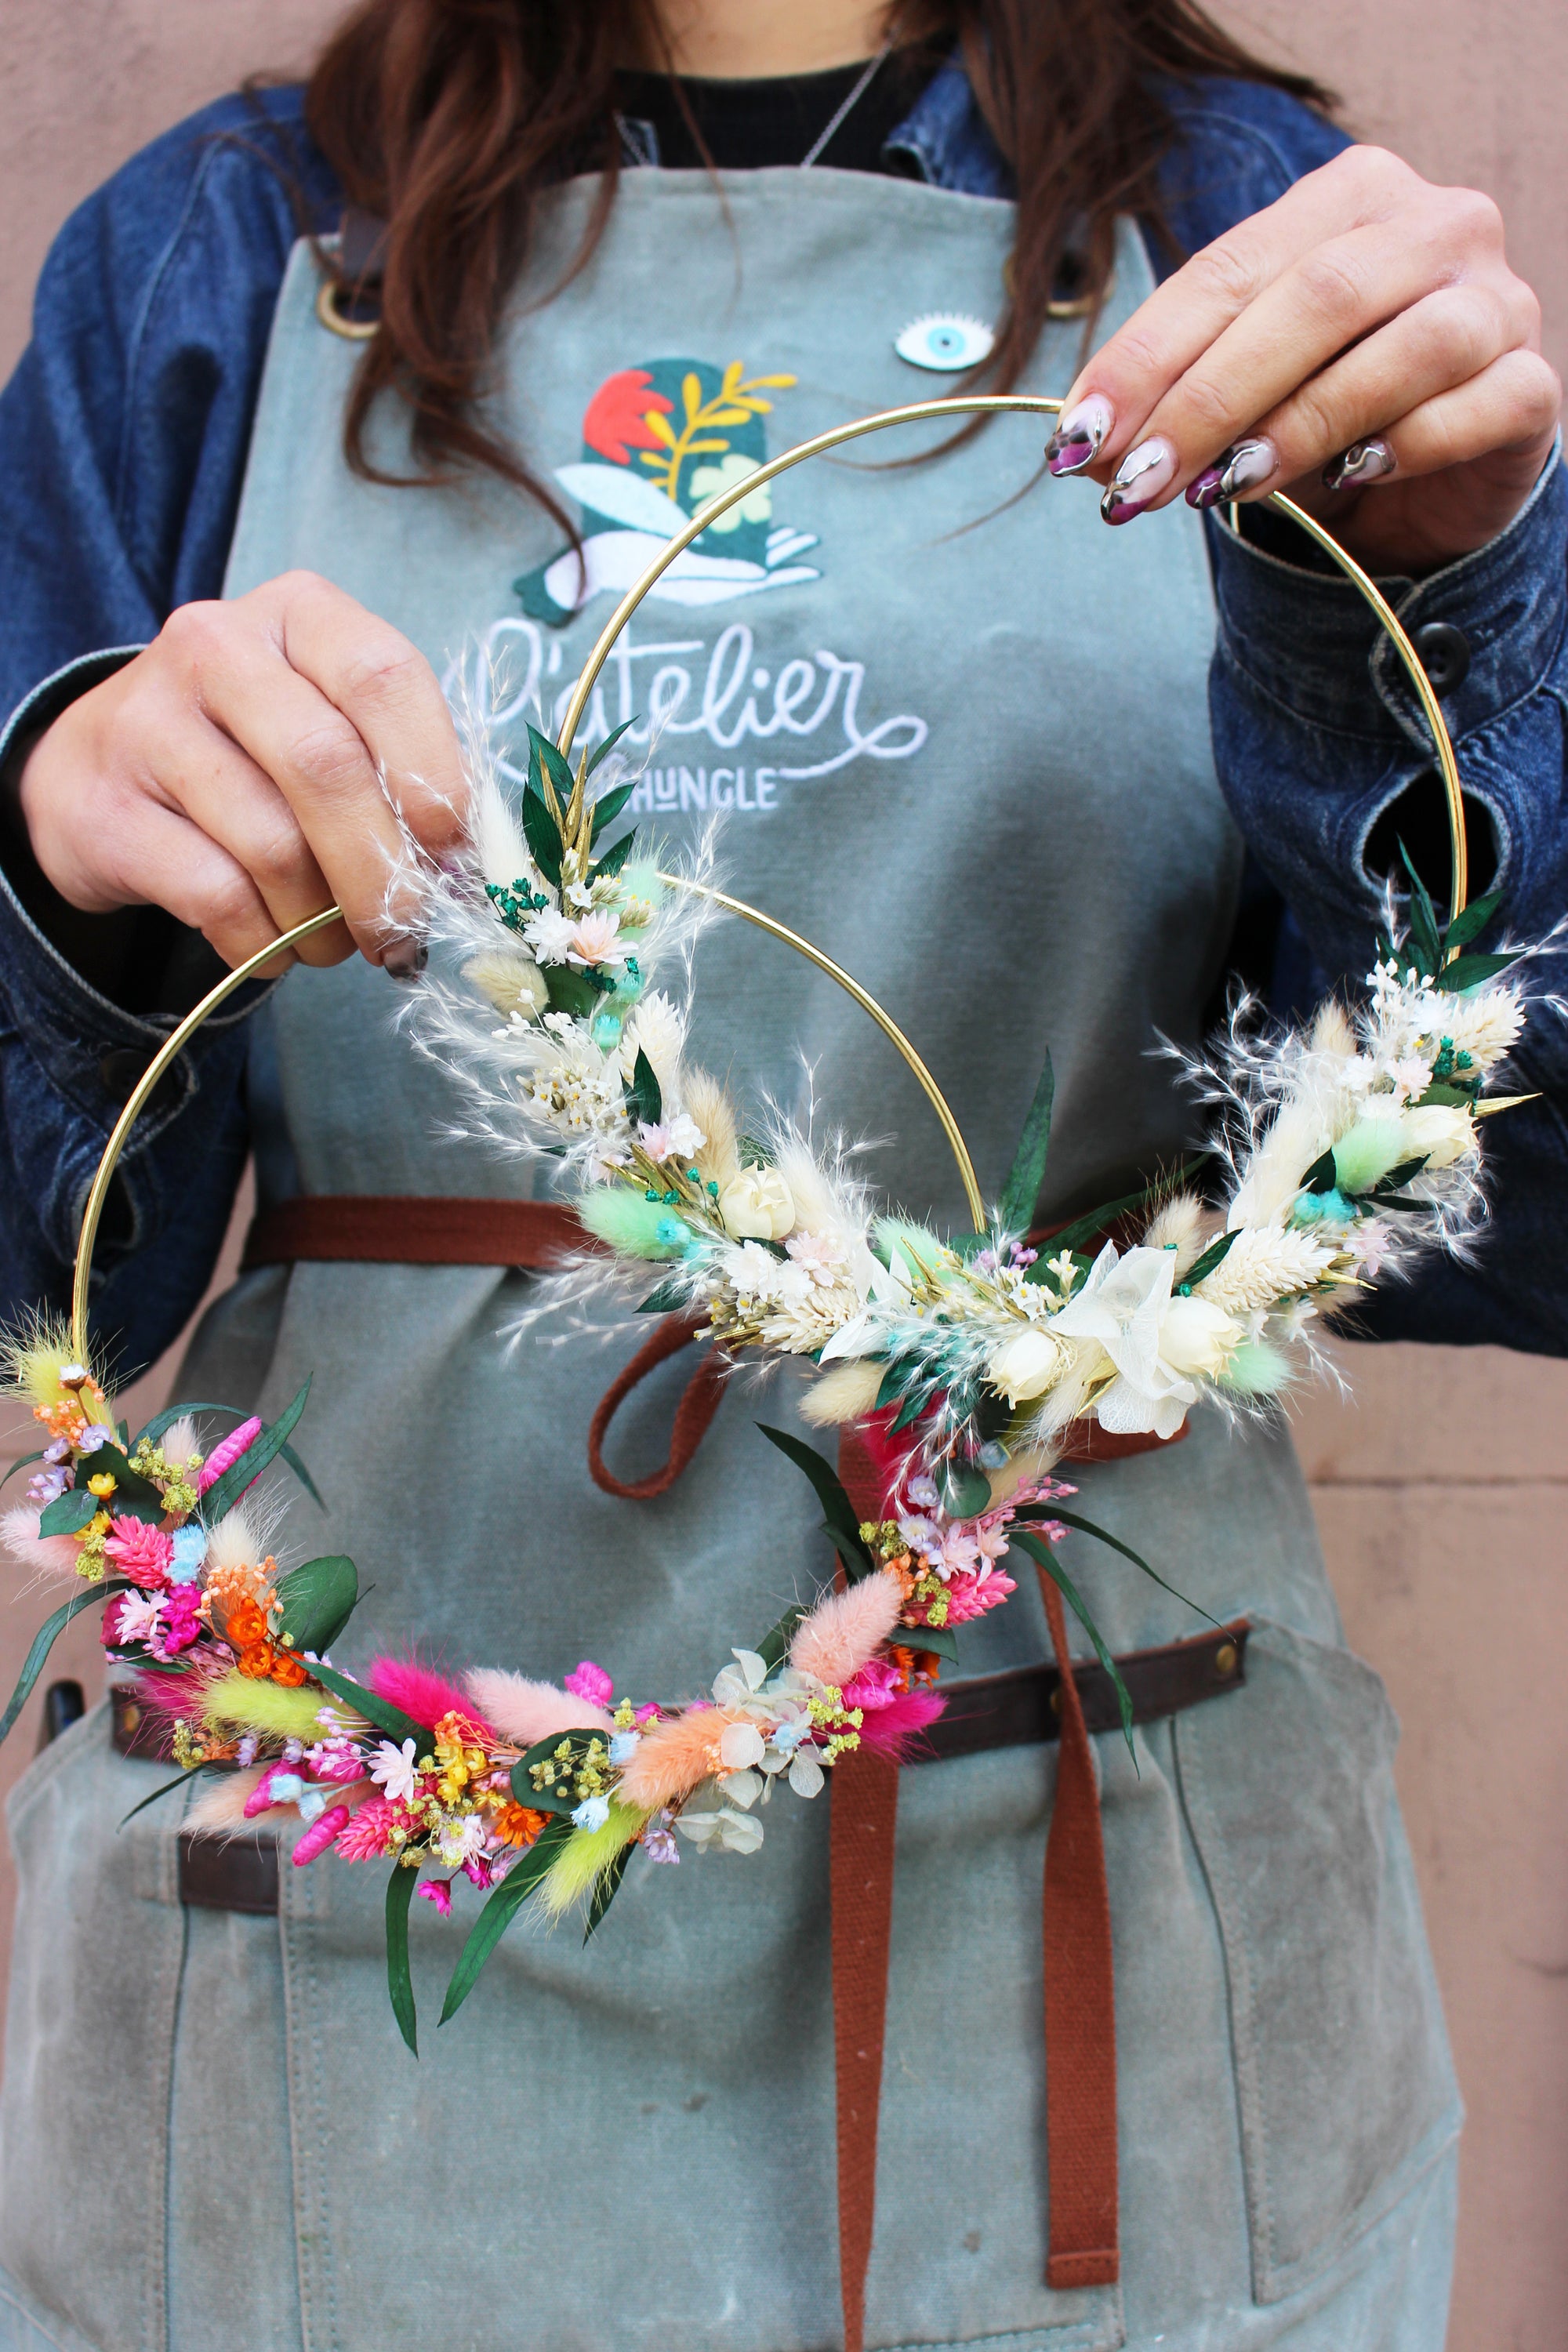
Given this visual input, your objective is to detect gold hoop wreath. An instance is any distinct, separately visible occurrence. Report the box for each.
[5,397,1527,2060]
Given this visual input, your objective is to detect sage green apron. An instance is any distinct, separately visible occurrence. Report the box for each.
[1,166,1459,2352]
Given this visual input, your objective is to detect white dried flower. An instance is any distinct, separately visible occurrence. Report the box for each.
[720,1165,796,1240]
[1196,1226,1336,1313]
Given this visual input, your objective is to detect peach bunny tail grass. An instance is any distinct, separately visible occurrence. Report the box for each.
[1,1505,82,1580]
[184,1766,278,1831]
[615,1708,730,1812]
[464,1669,615,1748]
[789,1570,903,1688]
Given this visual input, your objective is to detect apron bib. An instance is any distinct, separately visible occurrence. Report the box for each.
[0,166,1459,2352]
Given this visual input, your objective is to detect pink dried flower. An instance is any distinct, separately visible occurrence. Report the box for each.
[843,1659,902,1711]
[333,1798,398,1861]
[564,1660,614,1707]
[198,1416,262,1495]
[942,1568,1018,1624]
[418,1878,453,1916]
[103,1518,174,1591]
[156,1586,203,1657]
[462,1856,493,1891]
[292,1805,352,1867]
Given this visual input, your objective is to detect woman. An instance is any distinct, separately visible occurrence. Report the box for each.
[0,2,1563,2347]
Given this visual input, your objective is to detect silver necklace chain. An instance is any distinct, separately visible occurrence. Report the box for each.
[797,29,899,170]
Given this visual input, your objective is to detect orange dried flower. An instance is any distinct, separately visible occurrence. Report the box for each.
[491,1802,549,1849]
[225,1599,268,1649]
[269,1651,308,1688]
[234,1642,276,1680]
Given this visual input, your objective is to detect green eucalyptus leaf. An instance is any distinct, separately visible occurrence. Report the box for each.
[1414,1083,1476,1109]
[525,722,576,807]
[1433,949,1520,993]
[439,1817,573,2024]
[1397,841,1442,978]
[874,1359,916,1410]
[590,828,638,884]
[386,1861,419,2056]
[1180,1229,1240,1289]
[38,1486,100,1538]
[1298,1149,1338,1196]
[1443,888,1502,953]
[1372,1156,1429,1194]
[588,778,637,839]
[520,791,564,888]
[586,718,637,780]
[510,1727,608,1816]
[998,1049,1054,1238]
[887,1391,926,1439]
[637,1277,689,1315]
[544,967,600,1020]
[901,1621,959,1664]
[273,1555,359,1654]
[756,1424,874,1577]
[940,1462,992,1520]
[583,1842,636,1946]
[198,1379,312,1528]
[626,1049,662,1130]
[1011,1530,1135,1761]
[0,1577,134,1749]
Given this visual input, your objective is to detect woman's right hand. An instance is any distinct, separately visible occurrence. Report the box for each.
[16,571,467,976]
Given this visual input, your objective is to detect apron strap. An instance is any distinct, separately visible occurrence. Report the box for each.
[1036,1563,1120,2288]
[586,1312,729,1499]
[830,1434,1122,2352]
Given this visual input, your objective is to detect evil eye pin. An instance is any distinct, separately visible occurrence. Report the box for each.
[894,312,996,372]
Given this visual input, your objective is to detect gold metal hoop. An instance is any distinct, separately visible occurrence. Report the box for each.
[69,398,1468,1365]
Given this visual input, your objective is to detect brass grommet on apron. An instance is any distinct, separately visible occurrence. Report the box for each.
[314,278,379,341]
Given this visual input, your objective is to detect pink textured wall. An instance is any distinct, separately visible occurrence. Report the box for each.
[2,8,1564,2350]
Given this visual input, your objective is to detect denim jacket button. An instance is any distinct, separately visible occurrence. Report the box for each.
[1413,621,1471,695]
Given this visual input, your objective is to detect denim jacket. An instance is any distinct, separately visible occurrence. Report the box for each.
[0,68,1563,1371]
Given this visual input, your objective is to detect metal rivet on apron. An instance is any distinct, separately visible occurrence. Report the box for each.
[1214,1640,1239,1677]
[894,312,995,371]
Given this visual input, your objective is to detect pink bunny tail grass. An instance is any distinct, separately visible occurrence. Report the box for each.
[855,1688,946,1759]
[129,1652,232,1730]
[464,1669,614,1748]
[1,1506,81,1581]
[789,1570,903,1689]
[292,1805,352,1866]
[197,1416,263,1495]
[369,1658,495,1740]
[615,1707,735,1812]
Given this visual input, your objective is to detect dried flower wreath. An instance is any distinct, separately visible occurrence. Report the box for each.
[0,397,1541,2051]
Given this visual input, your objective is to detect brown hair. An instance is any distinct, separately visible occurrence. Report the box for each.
[304,0,1332,501]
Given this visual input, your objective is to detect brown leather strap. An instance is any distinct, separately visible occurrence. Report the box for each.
[241,1195,586,1270]
[586,1312,729,1500]
[1036,1565,1120,2288]
[831,1437,899,2352]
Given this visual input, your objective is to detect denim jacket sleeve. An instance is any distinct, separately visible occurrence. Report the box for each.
[0,88,340,1371]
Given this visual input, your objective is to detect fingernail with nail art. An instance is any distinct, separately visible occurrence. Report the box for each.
[1099,436,1177,524]
[1323,439,1396,492]
[1044,394,1113,476]
[383,935,429,982]
[1185,437,1279,510]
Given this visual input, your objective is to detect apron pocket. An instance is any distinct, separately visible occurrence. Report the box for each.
[1172,1617,1460,2305]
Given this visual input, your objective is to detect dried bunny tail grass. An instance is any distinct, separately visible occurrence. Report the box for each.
[800,1361,885,1427]
[1140,1192,1210,1272]
[464,1669,615,1747]
[183,1766,288,1831]
[532,1802,648,1921]
[789,1570,903,1688]
[204,1501,276,1576]
[681,1067,741,1189]
[158,1417,200,1467]
[619,991,687,1091]
[200,1672,328,1741]
[616,1709,731,1811]
[1,1506,82,1581]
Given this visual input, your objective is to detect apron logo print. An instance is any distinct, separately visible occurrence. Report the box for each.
[514,358,822,621]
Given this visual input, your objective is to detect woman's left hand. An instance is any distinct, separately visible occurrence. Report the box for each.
[1044,143,1562,574]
